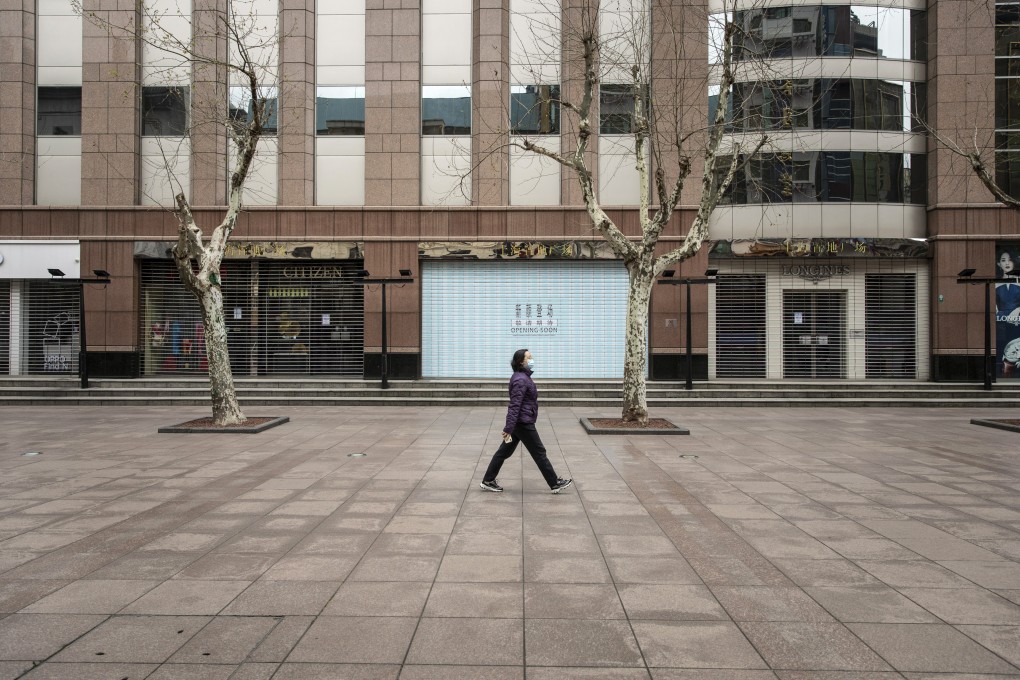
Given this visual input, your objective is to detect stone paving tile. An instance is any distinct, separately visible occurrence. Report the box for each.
[166,616,279,663]
[631,620,767,669]
[526,619,642,667]
[221,581,339,616]
[120,580,250,615]
[50,615,210,663]
[955,624,1020,668]
[897,587,1020,624]
[804,586,941,623]
[407,617,523,665]
[399,666,524,679]
[323,582,431,617]
[20,579,158,614]
[17,662,156,679]
[3,406,1020,676]
[287,616,418,664]
[710,586,836,622]
[617,584,727,621]
[0,614,106,661]
[424,582,523,618]
[847,623,1018,673]
[737,622,893,671]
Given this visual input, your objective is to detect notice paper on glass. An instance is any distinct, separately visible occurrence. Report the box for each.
[321,314,330,326]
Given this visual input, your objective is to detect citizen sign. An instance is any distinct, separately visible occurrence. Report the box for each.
[781,264,850,283]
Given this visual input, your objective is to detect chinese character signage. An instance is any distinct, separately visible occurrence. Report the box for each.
[511,303,559,334]
[997,243,1020,378]
[710,238,928,258]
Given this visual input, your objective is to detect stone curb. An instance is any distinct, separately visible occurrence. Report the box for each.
[158,415,291,434]
[579,417,690,435]
[970,418,1020,433]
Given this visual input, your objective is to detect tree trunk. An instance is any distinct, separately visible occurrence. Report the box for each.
[199,285,246,425]
[621,261,653,423]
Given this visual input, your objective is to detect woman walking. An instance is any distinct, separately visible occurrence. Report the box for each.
[480,349,573,493]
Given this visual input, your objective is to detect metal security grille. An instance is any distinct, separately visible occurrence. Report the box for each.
[710,260,926,380]
[715,275,767,377]
[0,281,9,374]
[865,273,916,378]
[6,282,82,376]
[140,260,364,376]
[421,260,629,378]
[783,290,847,378]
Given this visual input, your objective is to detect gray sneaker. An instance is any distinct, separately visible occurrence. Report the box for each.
[550,478,573,493]
[480,479,504,492]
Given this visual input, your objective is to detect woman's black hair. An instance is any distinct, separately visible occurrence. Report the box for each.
[511,348,529,371]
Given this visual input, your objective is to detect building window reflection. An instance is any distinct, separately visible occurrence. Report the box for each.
[714,152,926,205]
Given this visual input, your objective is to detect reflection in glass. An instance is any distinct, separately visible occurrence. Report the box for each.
[726,79,924,132]
[714,152,925,204]
[422,85,472,135]
[316,86,365,135]
[511,85,560,135]
[37,87,82,136]
[600,84,649,134]
[713,6,927,63]
[228,86,279,135]
[142,86,190,136]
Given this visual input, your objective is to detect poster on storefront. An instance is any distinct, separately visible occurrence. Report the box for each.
[996,243,1020,378]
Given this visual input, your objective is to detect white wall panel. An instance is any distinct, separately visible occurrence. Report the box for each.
[37,15,82,71]
[598,135,640,205]
[141,137,191,207]
[36,139,82,206]
[229,137,278,205]
[422,260,629,378]
[316,137,365,205]
[510,141,560,205]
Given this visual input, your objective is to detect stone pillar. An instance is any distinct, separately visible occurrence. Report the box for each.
[191,0,228,207]
[81,0,140,206]
[560,0,597,206]
[472,0,509,205]
[365,0,421,206]
[0,1,35,205]
[278,0,314,205]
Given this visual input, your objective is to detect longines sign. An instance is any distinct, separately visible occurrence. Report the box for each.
[781,264,851,284]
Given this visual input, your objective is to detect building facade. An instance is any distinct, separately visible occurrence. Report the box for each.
[0,0,1009,382]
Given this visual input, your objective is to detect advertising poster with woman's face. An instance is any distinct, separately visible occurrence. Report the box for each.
[996,244,1020,377]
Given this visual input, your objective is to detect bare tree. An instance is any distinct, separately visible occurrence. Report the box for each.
[73,0,282,425]
[506,0,765,423]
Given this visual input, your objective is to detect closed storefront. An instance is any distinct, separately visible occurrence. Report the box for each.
[137,242,365,376]
[0,241,82,377]
[709,239,929,380]
[421,245,629,378]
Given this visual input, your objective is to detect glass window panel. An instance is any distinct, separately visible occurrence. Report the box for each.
[511,84,560,135]
[422,85,471,135]
[996,78,1020,129]
[822,151,852,201]
[600,84,648,134]
[723,6,926,61]
[997,3,1020,25]
[792,152,818,203]
[316,86,365,135]
[228,86,279,135]
[142,86,189,136]
[996,150,1020,197]
[37,86,81,136]
[907,153,926,204]
[998,23,1020,55]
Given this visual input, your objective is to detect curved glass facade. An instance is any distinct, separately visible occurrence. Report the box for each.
[997,2,1020,196]
[717,5,927,62]
[715,152,926,204]
[722,78,925,132]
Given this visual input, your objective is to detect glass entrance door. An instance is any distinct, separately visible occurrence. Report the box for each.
[783,290,846,378]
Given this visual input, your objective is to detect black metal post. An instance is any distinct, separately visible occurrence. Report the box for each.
[380,283,389,389]
[685,280,693,391]
[985,280,993,391]
[79,282,88,389]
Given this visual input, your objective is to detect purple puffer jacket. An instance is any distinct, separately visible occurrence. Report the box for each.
[504,368,538,432]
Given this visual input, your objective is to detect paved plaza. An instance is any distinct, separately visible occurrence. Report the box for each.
[0,404,1019,679]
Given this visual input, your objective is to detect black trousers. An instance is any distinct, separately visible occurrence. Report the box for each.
[483,422,559,488]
